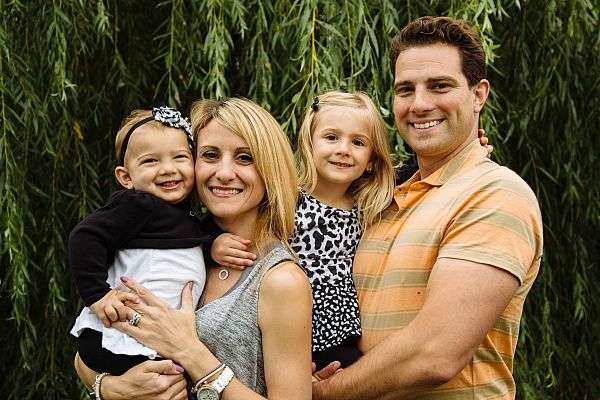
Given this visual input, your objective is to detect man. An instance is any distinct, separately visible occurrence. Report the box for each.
[312,16,543,400]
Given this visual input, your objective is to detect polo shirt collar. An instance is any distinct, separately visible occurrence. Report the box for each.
[396,139,487,193]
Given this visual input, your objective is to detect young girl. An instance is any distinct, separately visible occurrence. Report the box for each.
[69,106,224,376]
[213,90,395,369]
[292,90,395,369]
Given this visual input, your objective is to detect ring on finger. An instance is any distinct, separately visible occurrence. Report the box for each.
[128,312,143,327]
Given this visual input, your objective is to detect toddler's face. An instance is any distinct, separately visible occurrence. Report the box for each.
[118,126,195,204]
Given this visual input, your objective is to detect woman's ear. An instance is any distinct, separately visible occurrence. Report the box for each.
[115,166,134,189]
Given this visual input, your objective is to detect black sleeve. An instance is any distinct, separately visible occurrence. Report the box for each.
[69,191,156,306]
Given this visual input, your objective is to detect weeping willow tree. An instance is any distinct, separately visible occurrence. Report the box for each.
[1,1,598,398]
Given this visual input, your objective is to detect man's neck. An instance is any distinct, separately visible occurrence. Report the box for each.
[417,136,477,179]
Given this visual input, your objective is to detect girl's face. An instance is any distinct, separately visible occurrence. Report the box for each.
[311,106,373,192]
[116,125,195,204]
[195,120,265,227]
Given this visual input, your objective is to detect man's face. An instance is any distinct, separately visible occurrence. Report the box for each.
[393,43,488,166]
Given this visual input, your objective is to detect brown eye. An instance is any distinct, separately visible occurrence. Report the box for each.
[200,150,219,161]
[237,153,254,165]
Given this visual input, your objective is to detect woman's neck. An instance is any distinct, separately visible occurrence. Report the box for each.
[311,182,354,210]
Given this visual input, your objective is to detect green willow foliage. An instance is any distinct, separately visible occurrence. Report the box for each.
[1,0,598,398]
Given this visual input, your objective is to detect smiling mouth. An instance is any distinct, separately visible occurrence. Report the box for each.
[209,187,243,196]
[411,119,443,129]
[329,161,353,168]
[157,180,181,189]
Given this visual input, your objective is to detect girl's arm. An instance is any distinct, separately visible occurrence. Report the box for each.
[114,265,313,400]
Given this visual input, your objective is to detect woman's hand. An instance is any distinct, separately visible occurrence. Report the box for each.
[113,277,205,362]
[478,128,494,155]
[74,353,187,400]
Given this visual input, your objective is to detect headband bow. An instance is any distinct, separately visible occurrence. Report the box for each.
[118,106,194,166]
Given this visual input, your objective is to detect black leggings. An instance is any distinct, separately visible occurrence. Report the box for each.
[77,328,152,375]
[312,336,362,370]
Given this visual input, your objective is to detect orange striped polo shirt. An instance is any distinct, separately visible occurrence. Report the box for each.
[354,139,543,399]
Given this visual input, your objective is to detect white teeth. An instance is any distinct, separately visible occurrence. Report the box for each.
[211,188,242,195]
[413,120,442,129]
[159,181,179,187]
[331,162,352,167]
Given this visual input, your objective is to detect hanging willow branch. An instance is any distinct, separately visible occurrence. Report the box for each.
[0,1,598,399]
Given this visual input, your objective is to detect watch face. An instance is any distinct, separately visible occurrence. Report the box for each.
[196,386,219,400]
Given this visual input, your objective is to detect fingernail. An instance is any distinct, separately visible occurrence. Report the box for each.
[174,364,184,373]
[120,276,129,283]
[188,282,194,289]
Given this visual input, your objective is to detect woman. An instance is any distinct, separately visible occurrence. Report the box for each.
[75,98,313,400]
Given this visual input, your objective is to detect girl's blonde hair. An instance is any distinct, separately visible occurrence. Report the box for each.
[297,90,394,228]
[114,110,162,161]
[190,98,298,250]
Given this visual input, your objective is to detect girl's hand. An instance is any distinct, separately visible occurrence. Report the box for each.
[112,277,205,362]
[210,233,256,269]
[478,128,494,156]
[90,288,140,328]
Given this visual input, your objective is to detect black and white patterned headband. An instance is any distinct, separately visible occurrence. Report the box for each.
[118,106,194,166]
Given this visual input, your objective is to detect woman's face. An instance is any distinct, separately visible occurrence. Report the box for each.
[195,119,266,227]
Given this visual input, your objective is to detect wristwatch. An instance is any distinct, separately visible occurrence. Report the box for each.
[195,366,234,400]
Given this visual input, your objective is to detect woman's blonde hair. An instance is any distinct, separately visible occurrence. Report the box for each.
[190,98,298,250]
[297,90,395,228]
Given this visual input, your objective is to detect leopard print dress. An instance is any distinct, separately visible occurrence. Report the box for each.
[290,192,362,352]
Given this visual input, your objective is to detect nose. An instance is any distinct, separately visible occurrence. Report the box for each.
[409,87,434,114]
[335,138,351,155]
[215,158,235,183]
[158,160,176,174]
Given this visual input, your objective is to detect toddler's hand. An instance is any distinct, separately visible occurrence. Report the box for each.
[211,233,256,270]
[90,288,140,328]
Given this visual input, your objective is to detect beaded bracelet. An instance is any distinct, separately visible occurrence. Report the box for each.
[92,372,110,400]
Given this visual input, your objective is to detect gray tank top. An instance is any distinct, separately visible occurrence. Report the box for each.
[194,242,295,395]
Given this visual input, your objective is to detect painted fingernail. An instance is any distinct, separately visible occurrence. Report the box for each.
[188,282,194,289]
[120,276,129,283]
[174,364,184,373]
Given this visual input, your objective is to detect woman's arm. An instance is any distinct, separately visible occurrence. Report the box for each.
[74,352,188,400]
[114,264,312,400]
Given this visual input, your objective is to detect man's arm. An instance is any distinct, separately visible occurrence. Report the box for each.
[313,258,519,400]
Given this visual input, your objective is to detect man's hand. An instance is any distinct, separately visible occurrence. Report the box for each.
[210,233,256,269]
[90,289,140,328]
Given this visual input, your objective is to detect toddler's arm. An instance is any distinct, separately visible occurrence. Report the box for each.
[69,191,155,306]
[210,233,256,269]
[90,288,140,327]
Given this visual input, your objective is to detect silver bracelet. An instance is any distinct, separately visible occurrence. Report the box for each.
[92,372,110,400]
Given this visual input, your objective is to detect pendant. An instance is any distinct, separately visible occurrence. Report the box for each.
[218,269,229,280]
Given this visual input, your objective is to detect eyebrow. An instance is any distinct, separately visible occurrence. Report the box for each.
[394,75,459,88]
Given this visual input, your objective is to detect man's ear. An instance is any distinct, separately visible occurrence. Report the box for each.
[472,79,490,113]
[115,166,134,189]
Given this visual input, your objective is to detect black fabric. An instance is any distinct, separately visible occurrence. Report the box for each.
[77,328,152,375]
[395,162,419,185]
[312,336,362,370]
[69,190,222,306]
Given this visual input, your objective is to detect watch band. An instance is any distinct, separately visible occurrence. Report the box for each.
[211,366,234,393]
[191,363,225,394]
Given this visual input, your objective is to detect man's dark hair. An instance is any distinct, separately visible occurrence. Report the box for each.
[390,16,486,87]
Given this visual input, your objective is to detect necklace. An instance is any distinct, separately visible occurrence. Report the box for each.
[218,268,229,280]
